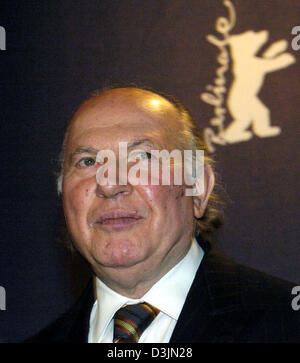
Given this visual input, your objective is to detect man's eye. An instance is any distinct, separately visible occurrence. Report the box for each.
[76,157,96,168]
[133,151,152,160]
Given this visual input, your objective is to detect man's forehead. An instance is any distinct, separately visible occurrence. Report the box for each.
[69,88,180,130]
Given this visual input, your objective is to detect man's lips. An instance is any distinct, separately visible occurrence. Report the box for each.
[93,210,143,230]
[99,217,142,225]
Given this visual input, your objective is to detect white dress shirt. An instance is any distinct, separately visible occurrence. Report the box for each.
[88,238,203,343]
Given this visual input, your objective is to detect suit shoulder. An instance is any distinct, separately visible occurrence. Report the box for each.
[203,248,298,312]
[233,266,300,342]
[201,249,300,342]
[26,309,73,343]
[25,279,94,343]
[236,262,298,311]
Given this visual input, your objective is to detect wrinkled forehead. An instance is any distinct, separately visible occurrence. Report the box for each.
[67,89,182,144]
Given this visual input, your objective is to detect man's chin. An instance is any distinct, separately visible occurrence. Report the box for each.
[91,241,148,270]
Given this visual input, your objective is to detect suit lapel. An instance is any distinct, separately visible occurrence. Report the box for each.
[170,238,242,342]
[64,279,95,343]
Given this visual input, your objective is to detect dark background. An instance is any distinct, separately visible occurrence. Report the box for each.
[0,0,299,342]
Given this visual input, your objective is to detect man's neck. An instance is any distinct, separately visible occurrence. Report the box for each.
[93,243,192,299]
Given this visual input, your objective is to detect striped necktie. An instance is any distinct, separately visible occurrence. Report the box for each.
[113,302,160,343]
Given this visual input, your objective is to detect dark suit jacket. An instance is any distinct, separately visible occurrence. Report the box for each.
[27,239,300,343]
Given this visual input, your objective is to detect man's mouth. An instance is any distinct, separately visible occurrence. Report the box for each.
[94,210,143,230]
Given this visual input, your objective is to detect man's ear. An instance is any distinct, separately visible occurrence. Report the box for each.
[193,164,215,219]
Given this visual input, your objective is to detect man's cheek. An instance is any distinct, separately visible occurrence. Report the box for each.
[63,186,88,220]
[142,184,184,206]
[64,176,94,201]
[141,184,166,198]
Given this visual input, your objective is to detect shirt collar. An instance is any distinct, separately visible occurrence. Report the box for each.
[90,238,203,342]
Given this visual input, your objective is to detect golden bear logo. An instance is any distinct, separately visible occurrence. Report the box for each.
[200,0,296,152]
[224,30,296,143]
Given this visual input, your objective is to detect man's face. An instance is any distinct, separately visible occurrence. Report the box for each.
[62,89,198,290]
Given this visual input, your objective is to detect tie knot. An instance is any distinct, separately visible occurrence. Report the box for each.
[113,302,160,343]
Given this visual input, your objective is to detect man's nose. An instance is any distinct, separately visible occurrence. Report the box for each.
[95,180,133,199]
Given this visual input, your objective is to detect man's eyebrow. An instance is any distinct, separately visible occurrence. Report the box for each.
[127,139,154,149]
[69,146,99,163]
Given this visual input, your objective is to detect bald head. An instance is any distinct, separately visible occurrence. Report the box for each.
[68,88,183,146]
[73,88,180,124]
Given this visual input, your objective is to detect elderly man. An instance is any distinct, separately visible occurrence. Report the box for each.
[29,87,299,343]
